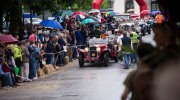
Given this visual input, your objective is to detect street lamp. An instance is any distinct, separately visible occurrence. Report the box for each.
[22,5,24,30]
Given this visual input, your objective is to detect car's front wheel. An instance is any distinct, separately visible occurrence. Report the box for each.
[79,54,84,67]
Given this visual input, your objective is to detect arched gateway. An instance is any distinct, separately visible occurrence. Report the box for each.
[92,0,148,15]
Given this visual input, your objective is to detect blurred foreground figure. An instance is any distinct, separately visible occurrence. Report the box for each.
[153,58,180,100]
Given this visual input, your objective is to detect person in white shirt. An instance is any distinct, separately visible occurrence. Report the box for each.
[116,29,124,51]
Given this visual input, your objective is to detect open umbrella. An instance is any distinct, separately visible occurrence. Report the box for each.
[151,10,161,15]
[127,9,134,13]
[71,14,85,20]
[107,11,116,16]
[86,16,99,22]
[82,18,95,24]
[0,35,18,44]
[140,10,150,15]
[40,20,63,29]
[72,11,86,16]
[88,9,100,14]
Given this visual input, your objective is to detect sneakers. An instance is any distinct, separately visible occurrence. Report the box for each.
[23,79,32,82]
[2,86,12,90]
[32,77,38,81]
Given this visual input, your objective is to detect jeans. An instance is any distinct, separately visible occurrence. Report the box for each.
[57,51,65,65]
[72,47,77,59]
[46,54,54,64]
[130,53,137,63]
[123,53,130,68]
[0,72,13,86]
[29,61,38,79]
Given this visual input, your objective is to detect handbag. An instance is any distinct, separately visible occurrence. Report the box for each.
[15,67,19,76]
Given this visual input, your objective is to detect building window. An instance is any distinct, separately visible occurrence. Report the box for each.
[151,3,159,11]
[151,0,159,11]
[125,0,134,13]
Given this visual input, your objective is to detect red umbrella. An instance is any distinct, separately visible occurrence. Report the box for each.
[72,11,86,16]
[0,35,18,44]
[130,14,139,18]
[71,14,85,19]
[140,10,150,15]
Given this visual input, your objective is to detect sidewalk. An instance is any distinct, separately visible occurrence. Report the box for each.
[0,59,79,90]
[40,59,79,77]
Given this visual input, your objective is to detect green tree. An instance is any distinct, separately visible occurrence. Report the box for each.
[0,0,93,34]
[101,0,111,9]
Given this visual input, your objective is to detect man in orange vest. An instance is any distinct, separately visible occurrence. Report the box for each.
[155,13,164,24]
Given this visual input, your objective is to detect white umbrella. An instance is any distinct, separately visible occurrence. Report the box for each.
[88,9,100,14]
[127,9,134,12]
[79,14,85,19]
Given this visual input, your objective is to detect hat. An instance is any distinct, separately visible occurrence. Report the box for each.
[21,40,27,45]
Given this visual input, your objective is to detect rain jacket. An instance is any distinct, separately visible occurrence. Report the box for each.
[12,45,22,61]
[75,31,83,44]
[130,32,139,44]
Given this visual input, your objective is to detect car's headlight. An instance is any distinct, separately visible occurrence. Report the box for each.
[96,47,101,52]
[84,48,89,52]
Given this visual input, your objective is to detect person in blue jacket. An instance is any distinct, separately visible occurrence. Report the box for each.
[75,27,83,45]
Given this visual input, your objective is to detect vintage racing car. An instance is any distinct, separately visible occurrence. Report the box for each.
[78,37,118,67]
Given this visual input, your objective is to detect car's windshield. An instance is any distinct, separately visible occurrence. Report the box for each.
[89,38,108,45]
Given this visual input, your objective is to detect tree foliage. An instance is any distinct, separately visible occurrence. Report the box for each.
[0,0,103,34]
[101,0,111,9]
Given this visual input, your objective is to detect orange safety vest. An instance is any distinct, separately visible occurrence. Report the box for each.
[156,14,163,24]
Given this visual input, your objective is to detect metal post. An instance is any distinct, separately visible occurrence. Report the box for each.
[22,5,24,31]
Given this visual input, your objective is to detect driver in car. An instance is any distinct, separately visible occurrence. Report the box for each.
[92,25,102,38]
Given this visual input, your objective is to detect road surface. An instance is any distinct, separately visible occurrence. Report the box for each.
[0,33,154,100]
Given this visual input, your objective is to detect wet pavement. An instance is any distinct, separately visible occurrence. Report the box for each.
[0,60,136,100]
[0,32,153,100]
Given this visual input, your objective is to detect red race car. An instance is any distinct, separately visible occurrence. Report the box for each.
[78,37,118,67]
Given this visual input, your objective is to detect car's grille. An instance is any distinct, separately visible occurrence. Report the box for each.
[90,47,96,51]
[90,51,97,57]
[89,47,97,57]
